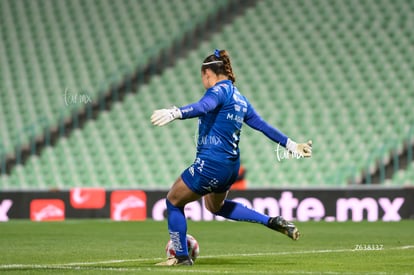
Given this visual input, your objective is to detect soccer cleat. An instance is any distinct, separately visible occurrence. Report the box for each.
[267,216,300,240]
[155,256,194,266]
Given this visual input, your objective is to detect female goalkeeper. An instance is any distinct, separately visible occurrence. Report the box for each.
[151,49,312,266]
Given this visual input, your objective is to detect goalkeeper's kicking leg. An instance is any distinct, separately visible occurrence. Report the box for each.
[204,192,300,240]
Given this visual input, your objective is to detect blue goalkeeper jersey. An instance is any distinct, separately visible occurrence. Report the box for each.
[179,80,288,163]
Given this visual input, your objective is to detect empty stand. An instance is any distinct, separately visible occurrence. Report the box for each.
[1,0,413,189]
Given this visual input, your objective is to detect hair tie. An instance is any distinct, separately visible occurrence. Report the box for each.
[214,49,220,58]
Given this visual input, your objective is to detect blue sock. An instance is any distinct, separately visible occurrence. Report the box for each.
[166,199,188,257]
[214,200,270,225]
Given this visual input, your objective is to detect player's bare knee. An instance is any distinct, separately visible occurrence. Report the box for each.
[205,202,223,214]
[166,192,180,206]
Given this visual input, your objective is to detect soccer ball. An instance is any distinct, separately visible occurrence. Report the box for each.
[165,234,200,261]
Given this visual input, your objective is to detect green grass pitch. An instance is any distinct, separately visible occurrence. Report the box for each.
[0,220,413,274]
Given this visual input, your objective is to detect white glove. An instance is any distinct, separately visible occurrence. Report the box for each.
[151,106,182,126]
[286,139,312,158]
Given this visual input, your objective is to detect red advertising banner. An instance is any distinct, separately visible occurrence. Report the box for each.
[110,190,147,221]
[70,188,106,209]
[30,199,65,221]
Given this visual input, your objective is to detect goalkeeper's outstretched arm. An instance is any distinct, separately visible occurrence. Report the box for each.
[151,90,220,126]
[244,105,312,158]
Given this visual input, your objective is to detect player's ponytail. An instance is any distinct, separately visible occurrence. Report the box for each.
[201,49,236,83]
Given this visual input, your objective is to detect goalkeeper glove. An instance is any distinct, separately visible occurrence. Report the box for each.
[286,139,312,158]
[151,106,182,126]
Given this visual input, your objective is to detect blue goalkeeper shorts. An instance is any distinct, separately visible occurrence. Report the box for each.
[181,157,240,195]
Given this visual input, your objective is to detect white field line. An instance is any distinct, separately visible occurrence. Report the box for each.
[0,245,413,272]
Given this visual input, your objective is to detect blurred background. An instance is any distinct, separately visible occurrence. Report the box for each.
[0,0,413,191]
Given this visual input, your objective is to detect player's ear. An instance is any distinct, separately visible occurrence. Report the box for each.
[207,69,217,81]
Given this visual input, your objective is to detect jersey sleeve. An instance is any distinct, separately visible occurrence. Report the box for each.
[244,102,288,147]
[179,87,225,119]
